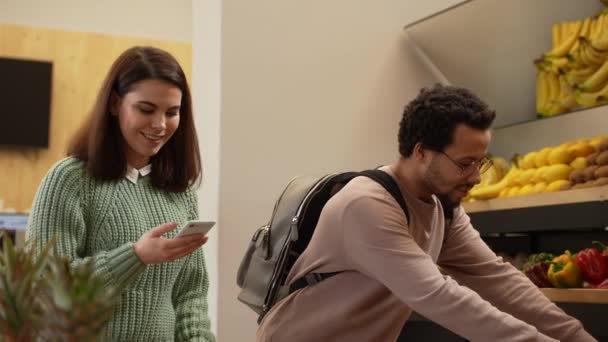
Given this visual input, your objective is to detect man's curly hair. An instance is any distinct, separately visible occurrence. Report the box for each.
[398,84,496,157]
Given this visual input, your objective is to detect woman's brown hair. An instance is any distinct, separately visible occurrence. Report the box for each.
[68,46,201,192]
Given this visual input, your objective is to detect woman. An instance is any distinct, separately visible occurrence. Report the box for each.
[28,46,215,341]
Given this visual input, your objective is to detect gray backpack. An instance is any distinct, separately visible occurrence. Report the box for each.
[236,169,410,323]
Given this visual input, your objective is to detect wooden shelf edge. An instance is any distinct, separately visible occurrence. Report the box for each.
[540,288,608,304]
[462,185,608,213]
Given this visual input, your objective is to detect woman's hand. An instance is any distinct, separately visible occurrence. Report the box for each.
[133,222,208,265]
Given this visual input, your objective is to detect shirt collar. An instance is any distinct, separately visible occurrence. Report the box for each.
[125,164,152,184]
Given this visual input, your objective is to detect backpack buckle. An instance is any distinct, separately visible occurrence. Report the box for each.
[251,224,269,242]
[252,225,272,260]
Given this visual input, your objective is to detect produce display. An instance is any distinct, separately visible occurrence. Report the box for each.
[521,242,608,289]
[477,2,608,307]
[536,6,608,117]
[465,135,608,201]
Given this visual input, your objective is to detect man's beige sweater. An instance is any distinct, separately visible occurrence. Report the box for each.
[256,168,594,342]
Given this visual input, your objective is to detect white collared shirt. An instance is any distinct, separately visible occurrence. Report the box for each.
[125,164,152,184]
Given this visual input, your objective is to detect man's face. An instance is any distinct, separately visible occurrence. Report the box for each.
[423,124,491,205]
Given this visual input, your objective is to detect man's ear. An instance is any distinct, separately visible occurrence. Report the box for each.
[412,143,426,161]
[109,91,120,116]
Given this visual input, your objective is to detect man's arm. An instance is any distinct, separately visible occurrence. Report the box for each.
[341,195,557,341]
[437,206,595,342]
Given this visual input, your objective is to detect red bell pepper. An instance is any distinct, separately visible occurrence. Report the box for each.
[594,278,608,289]
[574,247,608,285]
[593,241,608,266]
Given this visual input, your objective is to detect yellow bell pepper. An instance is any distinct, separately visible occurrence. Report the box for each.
[547,251,583,288]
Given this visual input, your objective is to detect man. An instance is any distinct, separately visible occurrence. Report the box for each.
[256,85,595,341]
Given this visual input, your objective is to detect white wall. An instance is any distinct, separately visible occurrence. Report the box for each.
[0,0,191,42]
[214,0,465,340]
[192,0,221,335]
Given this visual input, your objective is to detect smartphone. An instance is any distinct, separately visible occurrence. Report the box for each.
[176,220,216,237]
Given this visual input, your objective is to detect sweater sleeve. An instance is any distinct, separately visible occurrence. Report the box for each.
[173,189,215,342]
[27,159,146,292]
[437,206,596,342]
[342,195,558,342]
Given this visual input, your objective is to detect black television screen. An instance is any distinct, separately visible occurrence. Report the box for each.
[0,57,52,148]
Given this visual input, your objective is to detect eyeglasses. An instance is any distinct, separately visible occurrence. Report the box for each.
[437,151,493,175]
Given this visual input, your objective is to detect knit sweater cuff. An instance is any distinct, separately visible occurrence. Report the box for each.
[105,242,146,290]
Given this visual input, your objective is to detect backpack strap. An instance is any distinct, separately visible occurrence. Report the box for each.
[289,169,409,294]
[359,169,409,222]
[288,271,342,294]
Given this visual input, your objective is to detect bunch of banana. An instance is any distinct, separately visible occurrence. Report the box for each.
[565,64,599,87]
[468,161,520,200]
[535,19,583,117]
[535,11,608,114]
[535,66,576,117]
[478,156,509,186]
[591,8,608,51]
[577,38,608,71]
[504,147,574,197]
[575,80,608,107]
[465,156,510,201]
[545,20,583,59]
[468,137,604,201]
[574,19,608,107]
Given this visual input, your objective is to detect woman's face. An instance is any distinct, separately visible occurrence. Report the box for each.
[113,79,182,168]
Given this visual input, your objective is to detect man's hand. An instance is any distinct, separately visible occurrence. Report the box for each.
[133,222,208,264]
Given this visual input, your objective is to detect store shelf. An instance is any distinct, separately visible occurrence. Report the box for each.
[462,186,608,234]
[463,186,608,213]
[404,0,603,128]
[540,288,608,304]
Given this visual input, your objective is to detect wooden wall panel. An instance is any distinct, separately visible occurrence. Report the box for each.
[0,24,192,212]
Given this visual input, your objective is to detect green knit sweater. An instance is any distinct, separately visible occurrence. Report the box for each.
[28,157,215,341]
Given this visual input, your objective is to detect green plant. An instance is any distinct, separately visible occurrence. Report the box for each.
[38,255,116,341]
[0,233,118,341]
[0,233,51,341]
